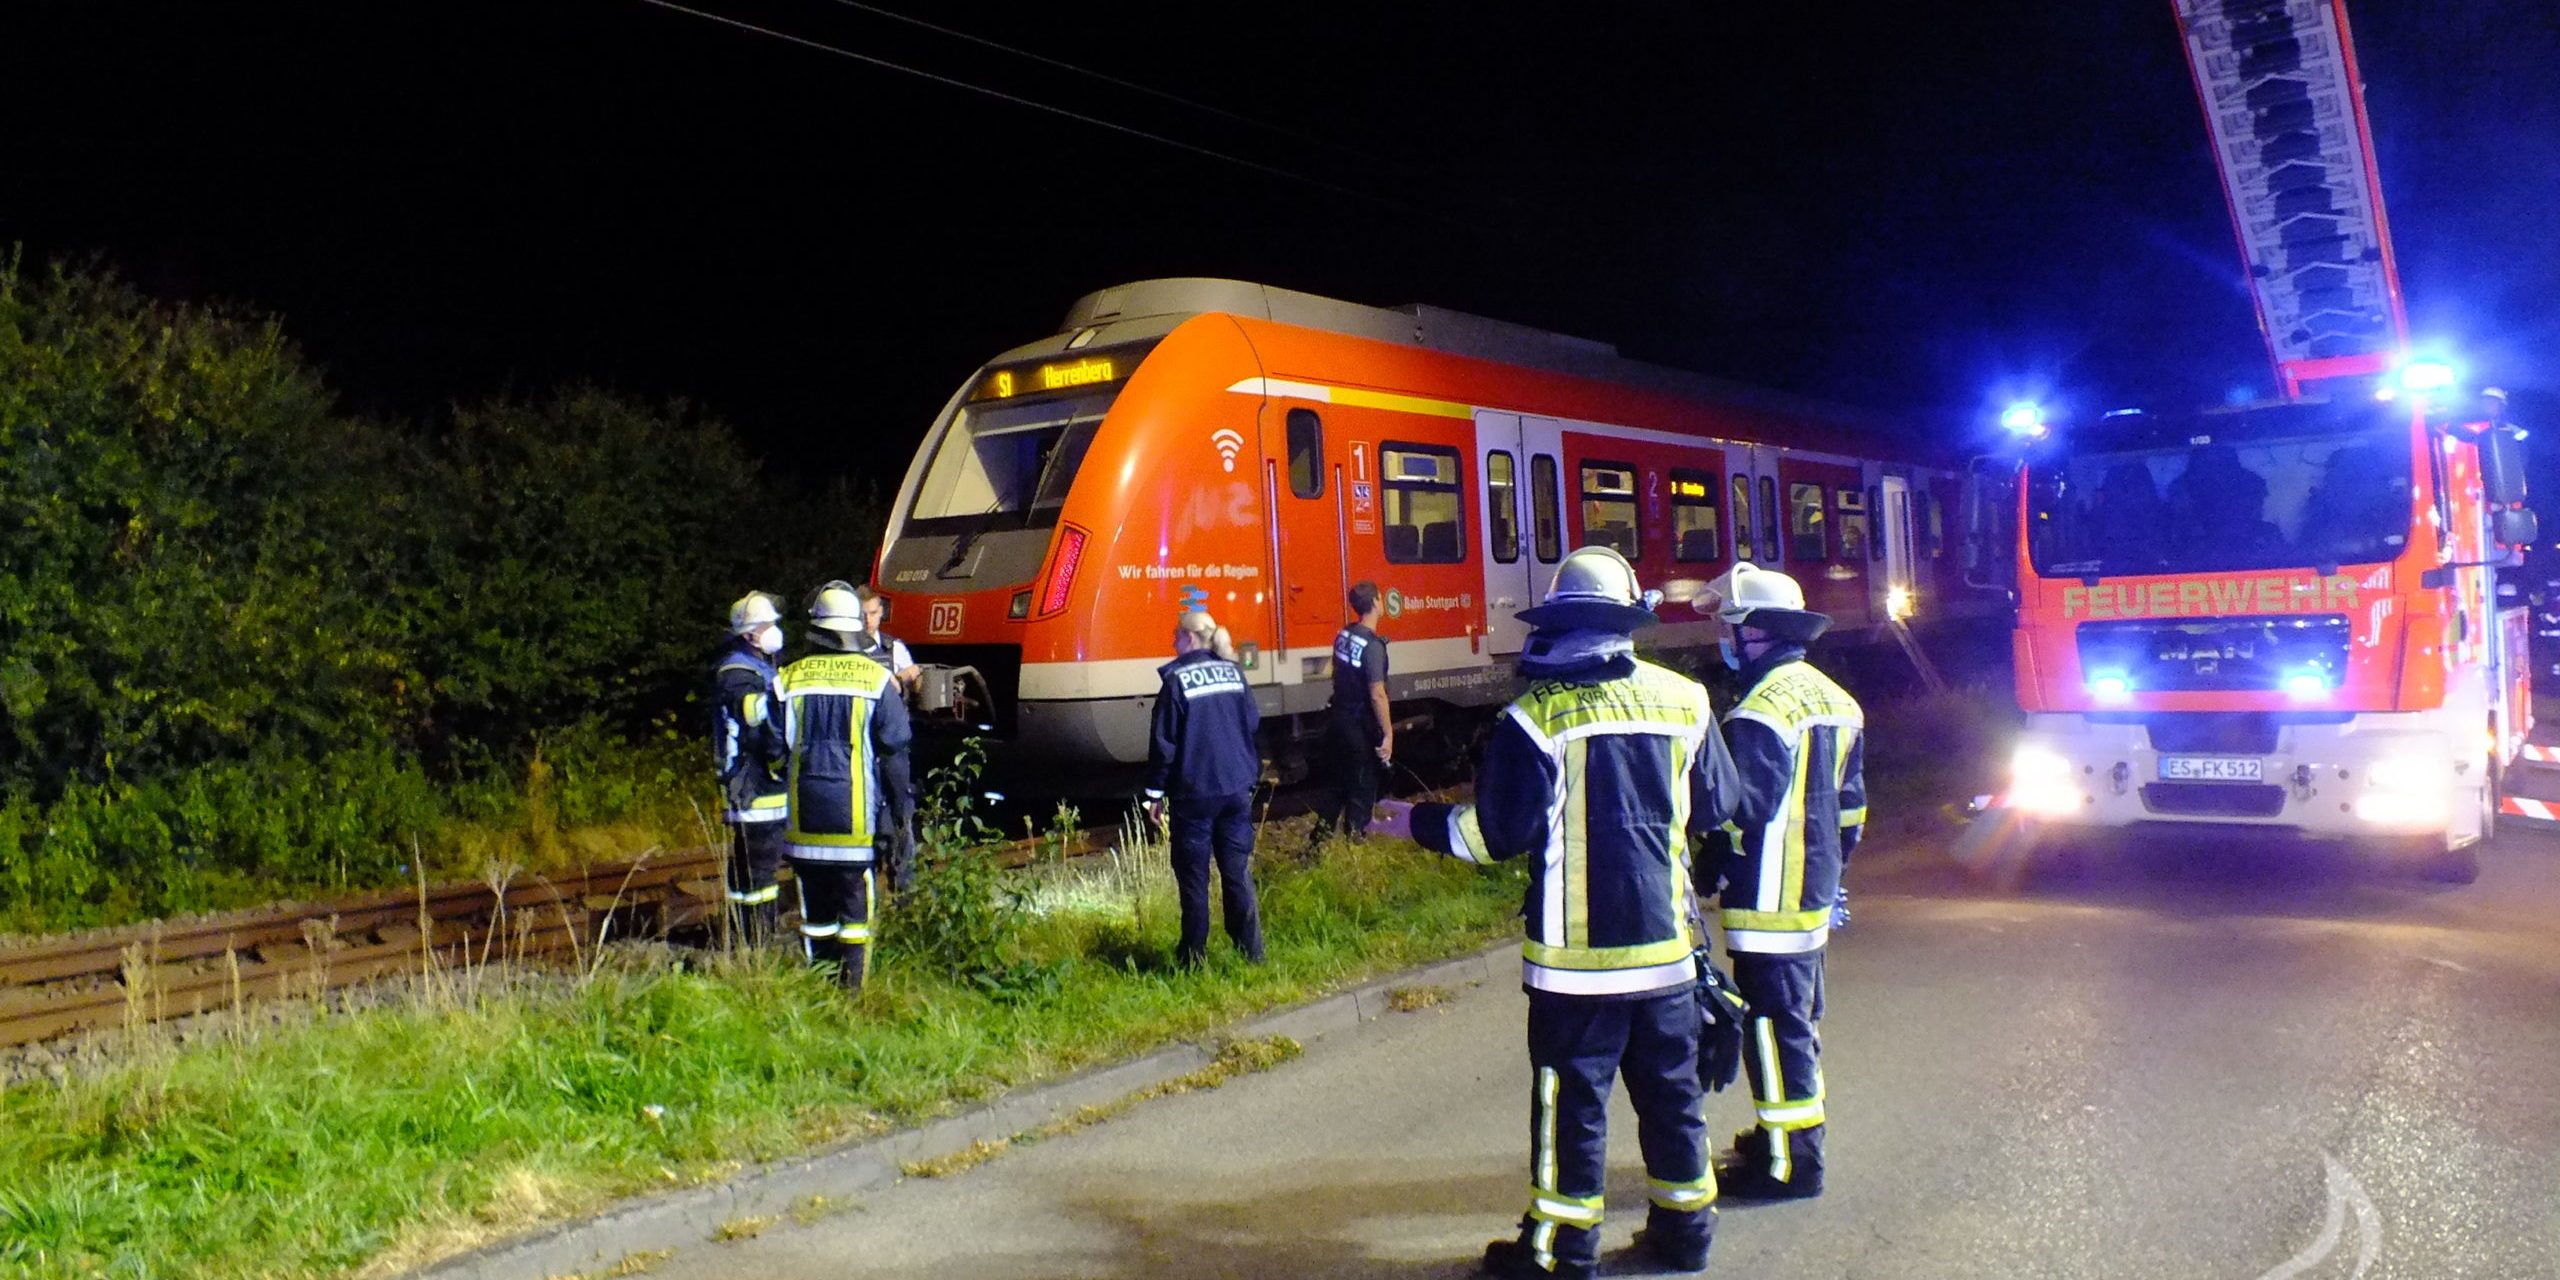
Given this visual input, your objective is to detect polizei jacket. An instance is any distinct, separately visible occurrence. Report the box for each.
[1413,656,1740,998]
[712,641,789,825]
[1716,644,1865,954]
[1145,650,1263,799]
[776,649,913,862]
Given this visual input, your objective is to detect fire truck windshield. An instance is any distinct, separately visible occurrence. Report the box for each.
[2027,401,2415,578]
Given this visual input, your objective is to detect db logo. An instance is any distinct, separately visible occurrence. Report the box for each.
[928,600,964,636]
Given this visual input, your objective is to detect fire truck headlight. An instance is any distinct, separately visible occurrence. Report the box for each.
[2354,753,2455,828]
[2366,753,2451,793]
[2008,745,2083,816]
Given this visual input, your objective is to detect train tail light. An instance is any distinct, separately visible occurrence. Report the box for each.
[1039,525,1088,615]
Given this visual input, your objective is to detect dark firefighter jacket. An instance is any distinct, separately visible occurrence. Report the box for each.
[713,641,788,825]
[1717,644,1866,954]
[1413,656,1741,998]
[1144,651,1263,799]
[776,649,913,861]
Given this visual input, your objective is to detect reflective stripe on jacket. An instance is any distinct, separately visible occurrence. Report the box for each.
[777,650,913,861]
[714,643,788,824]
[1718,648,1865,954]
[1414,657,1739,999]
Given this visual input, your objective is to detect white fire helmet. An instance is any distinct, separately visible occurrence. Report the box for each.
[1517,545,1662,633]
[807,580,868,634]
[727,591,783,636]
[1706,561,1831,642]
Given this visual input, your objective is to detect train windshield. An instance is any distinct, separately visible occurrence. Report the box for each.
[905,341,1155,533]
[2027,401,2415,578]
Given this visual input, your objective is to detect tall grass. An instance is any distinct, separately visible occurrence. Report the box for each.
[0,823,1522,1280]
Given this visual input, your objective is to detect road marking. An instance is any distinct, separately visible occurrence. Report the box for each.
[2255,1153,2380,1280]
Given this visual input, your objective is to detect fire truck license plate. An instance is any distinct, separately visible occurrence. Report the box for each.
[2158,755,2263,782]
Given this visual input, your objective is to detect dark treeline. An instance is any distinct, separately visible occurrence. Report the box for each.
[0,253,884,929]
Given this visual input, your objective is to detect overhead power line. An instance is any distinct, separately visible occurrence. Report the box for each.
[812,0,1331,151]
[630,0,1469,225]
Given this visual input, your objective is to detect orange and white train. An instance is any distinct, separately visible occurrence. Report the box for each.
[872,278,1985,769]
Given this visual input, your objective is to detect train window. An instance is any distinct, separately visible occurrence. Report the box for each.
[1789,483,1828,560]
[1579,461,1641,559]
[1835,487,1870,562]
[1759,476,1782,562]
[1382,444,1465,564]
[1730,475,1753,561]
[1926,492,1947,557]
[1287,408,1324,499]
[911,394,1110,525]
[1531,455,1562,562]
[1487,451,1520,564]
[1671,468,1720,562]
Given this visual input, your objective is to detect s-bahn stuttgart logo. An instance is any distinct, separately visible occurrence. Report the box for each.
[928,600,964,636]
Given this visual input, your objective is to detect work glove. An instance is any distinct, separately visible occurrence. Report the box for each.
[1366,798,1415,841]
[1694,953,1748,1094]
[1830,888,1850,931]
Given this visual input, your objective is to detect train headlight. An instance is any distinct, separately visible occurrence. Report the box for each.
[2008,745,2083,817]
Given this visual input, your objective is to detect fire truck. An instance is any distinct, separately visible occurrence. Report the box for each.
[1967,0,2537,883]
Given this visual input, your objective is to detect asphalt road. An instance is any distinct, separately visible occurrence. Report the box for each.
[642,822,2560,1280]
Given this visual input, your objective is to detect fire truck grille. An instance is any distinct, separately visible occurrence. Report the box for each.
[2140,782,2288,818]
[2076,614,2350,693]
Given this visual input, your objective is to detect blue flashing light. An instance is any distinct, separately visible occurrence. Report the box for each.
[2283,670,2329,699]
[2087,673,2132,699]
[2399,359,2457,393]
[2000,402,2044,433]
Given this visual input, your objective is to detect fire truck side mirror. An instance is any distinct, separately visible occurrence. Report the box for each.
[2479,426,2530,507]
[2495,507,2539,550]
[1958,456,2017,591]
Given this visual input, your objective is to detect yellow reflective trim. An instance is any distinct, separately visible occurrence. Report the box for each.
[1536,1067,1558,1193]
[746,794,787,811]
[1523,937,1694,970]
[1782,740,1811,910]
[1528,1187,1605,1227]
[1649,1174,1718,1209]
[742,691,769,727]
[1453,805,1490,864]
[1327,384,1473,420]
[1719,906,1829,933]
[1562,739,1590,949]
[1839,806,1868,828]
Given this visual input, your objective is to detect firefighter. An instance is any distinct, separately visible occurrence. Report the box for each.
[1313,581,1391,838]
[1703,561,1865,1201]
[1141,609,1266,967]
[853,585,920,892]
[712,591,789,945]
[1401,546,1741,1280]
[775,580,913,992]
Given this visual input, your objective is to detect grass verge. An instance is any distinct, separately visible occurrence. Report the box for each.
[0,824,1520,1280]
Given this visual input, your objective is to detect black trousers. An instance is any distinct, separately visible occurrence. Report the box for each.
[725,820,786,945]
[791,857,875,991]
[877,753,918,891]
[1731,949,1827,1178]
[1314,715,1384,837]
[1516,987,1715,1273]
[1170,790,1263,964]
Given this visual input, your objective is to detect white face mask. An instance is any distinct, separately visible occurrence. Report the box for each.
[754,626,784,655]
[1719,637,1743,670]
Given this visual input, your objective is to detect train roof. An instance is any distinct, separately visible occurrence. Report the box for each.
[1010,278,1941,456]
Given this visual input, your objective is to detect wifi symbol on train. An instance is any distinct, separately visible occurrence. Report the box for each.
[1210,428,1245,472]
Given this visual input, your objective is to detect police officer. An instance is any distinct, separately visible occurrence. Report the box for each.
[852,585,921,892]
[712,591,789,945]
[1400,547,1740,1280]
[1314,581,1391,838]
[1142,610,1265,967]
[775,580,913,991]
[1703,562,1865,1201]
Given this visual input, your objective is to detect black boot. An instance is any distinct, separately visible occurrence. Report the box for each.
[1482,1238,1593,1280]
[837,941,869,993]
[1715,1127,1823,1201]
[1632,1206,1715,1271]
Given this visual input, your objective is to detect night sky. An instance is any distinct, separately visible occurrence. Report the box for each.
[11,1,2559,479]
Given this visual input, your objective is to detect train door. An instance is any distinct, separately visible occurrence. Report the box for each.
[1265,399,1345,662]
[1718,445,1760,567]
[1880,473,1917,619]
[1520,417,1565,631]
[1474,412,1533,654]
